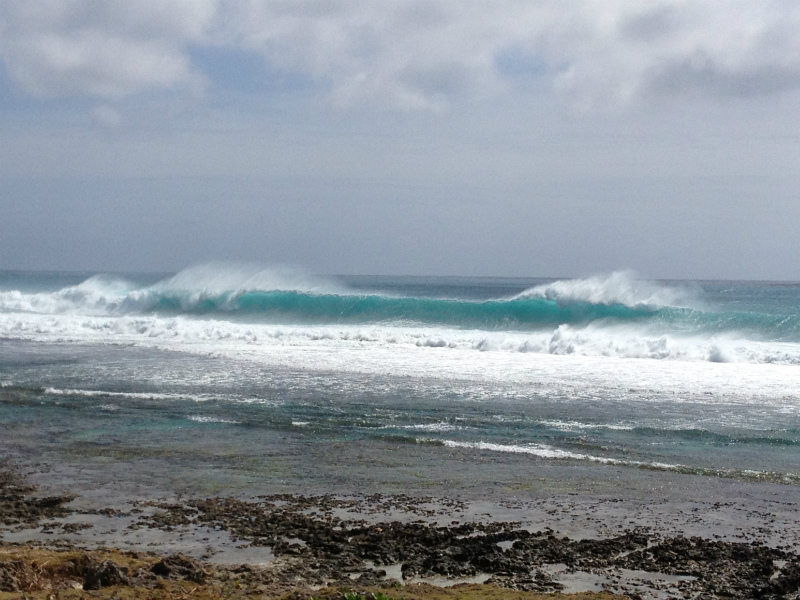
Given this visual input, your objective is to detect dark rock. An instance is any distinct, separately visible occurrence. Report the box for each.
[132,492,800,599]
[0,466,74,527]
[767,560,800,597]
[151,553,207,583]
[79,555,129,590]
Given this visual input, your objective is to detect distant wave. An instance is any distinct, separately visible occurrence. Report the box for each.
[0,263,343,317]
[3,266,797,337]
[150,288,663,327]
[3,266,800,364]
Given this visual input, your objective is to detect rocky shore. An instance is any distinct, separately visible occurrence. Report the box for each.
[2,464,800,599]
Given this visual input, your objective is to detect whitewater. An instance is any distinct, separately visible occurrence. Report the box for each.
[2,265,800,365]
[1,264,800,498]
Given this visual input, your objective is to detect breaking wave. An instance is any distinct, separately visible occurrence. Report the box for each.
[0,266,672,327]
[2,265,800,364]
[0,266,795,333]
[513,270,696,309]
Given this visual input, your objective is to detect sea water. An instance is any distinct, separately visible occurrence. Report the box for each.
[1,264,799,500]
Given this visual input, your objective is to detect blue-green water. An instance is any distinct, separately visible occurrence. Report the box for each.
[1,265,799,498]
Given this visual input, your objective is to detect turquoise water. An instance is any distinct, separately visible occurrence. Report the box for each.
[1,265,799,497]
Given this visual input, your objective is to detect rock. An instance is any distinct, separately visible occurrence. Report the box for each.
[768,560,800,597]
[79,555,129,590]
[132,492,800,599]
[151,553,207,583]
[0,467,74,527]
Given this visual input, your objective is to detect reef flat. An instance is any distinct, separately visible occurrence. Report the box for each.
[2,464,800,599]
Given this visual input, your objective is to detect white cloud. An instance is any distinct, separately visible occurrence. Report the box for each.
[212,1,514,109]
[2,0,800,109]
[0,0,216,98]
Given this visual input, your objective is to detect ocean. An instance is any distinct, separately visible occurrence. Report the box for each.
[1,264,800,502]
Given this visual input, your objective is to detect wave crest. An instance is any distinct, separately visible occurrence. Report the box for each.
[514,271,697,309]
[0,266,671,328]
[0,263,344,316]
[3,267,800,361]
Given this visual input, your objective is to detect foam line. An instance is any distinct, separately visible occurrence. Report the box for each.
[435,439,800,484]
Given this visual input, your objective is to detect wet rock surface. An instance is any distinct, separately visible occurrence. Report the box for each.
[138,494,800,599]
[0,464,74,528]
[2,464,800,598]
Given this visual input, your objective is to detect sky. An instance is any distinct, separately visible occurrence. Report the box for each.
[1,1,799,280]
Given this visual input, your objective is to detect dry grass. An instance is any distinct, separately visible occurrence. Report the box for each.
[0,545,624,600]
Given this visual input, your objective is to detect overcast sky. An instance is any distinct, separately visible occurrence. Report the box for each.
[1,1,799,279]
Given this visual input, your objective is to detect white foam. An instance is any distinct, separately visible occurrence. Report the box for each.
[0,275,134,315]
[537,420,634,431]
[6,309,797,365]
[44,387,214,402]
[402,422,459,432]
[186,415,240,424]
[437,439,687,471]
[435,439,800,483]
[2,313,800,406]
[439,439,591,460]
[236,397,283,407]
[473,323,800,364]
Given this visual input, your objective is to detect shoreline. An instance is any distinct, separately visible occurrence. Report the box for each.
[2,463,800,598]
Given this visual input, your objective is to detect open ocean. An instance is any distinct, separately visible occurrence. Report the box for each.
[1,264,800,500]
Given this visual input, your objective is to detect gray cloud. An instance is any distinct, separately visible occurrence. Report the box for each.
[3,1,800,108]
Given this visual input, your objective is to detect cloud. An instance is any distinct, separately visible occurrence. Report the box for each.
[2,0,800,109]
[550,1,800,108]
[211,1,513,109]
[0,0,216,99]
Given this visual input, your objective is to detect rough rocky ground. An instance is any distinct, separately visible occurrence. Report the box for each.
[3,464,800,599]
[133,495,800,599]
[0,545,619,599]
[0,467,74,529]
